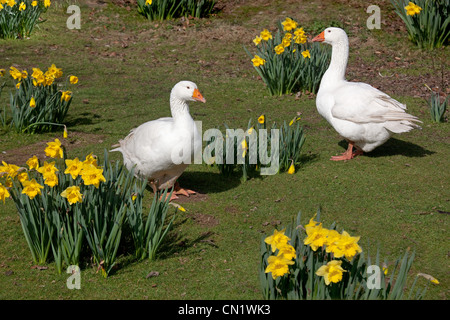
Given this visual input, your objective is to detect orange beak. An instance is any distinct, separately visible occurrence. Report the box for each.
[192,88,206,103]
[312,31,325,42]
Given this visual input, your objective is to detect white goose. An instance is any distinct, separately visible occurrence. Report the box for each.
[312,27,421,161]
[111,81,206,200]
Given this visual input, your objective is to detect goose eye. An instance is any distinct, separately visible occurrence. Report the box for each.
[327,30,331,33]
[187,86,190,89]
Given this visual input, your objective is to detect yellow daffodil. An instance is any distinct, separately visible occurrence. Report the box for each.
[18,1,25,10]
[264,228,291,252]
[61,91,72,102]
[316,260,346,285]
[251,55,266,67]
[241,139,248,158]
[43,172,58,187]
[405,1,422,16]
[31,1,37,6]
[301,50,311,59]
[17,172,29,183]
[9,66,23,80]
[81,164,106,188]
[64,158,83,179]
[47,64,62,78]
[26,156,39,170]
[44,138,64,159]
[83,152,98,167]
[281,37,291,48]
[21,179,44,200]
[61,186,83,205]
[0,161,20,179]
[275,44,285,55]
[247,127,254,134]
[287,162,295,174]
[69,75,78,84]
[288,116,301,126]
[303,223,328,251]
[0,183,10,203]
[145,0,152,5]
[281,17,298,31]
[16,82,21,89]
[0,4,3,10]
[277,244,296,260]
[258,114,265,124]
[336,231,362,260]
[260,29,272,41]
[7,0,15,8]
[304,214,319,232]
[253,35,262,46]
[265,255,295,279]
[0,69,5,77]
[37,161,58,176]
[44,0,50,8]
[29,97,36,108]
[63,126,68,138]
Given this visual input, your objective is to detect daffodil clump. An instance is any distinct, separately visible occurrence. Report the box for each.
[0,64,77,133]
[0,0,50,39]
[137,0,216,21]
[391,0,450,49]
[1,138,179,277]
[260,212,430,300]
[245,17,331,96]
[208,114,305,180]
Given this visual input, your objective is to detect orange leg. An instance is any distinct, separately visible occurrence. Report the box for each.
[173,181,196,197]
[330,141,363,161]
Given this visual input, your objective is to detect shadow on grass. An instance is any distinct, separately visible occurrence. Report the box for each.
[337,138,435,158]
[177,170,243,194]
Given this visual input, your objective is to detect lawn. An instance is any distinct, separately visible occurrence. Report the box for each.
[0,0,448,300]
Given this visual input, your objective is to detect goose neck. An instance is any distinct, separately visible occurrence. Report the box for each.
[322,39,349,85]
[170,96,191,120]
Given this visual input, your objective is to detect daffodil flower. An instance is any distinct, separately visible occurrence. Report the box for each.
[260,29,272,41]
[21,179,44,200]
[44,138,64,159]
[43,172,58,187]
[0,183,10,204]
[61,186,83,205]
[275,44,285,55]
[18,2,25,10]
[253,36,262,46]
[26,156,39,170]
[69,75,78,84]
[64,158,83,179]
[61,91,72,102]
[81,164,106,188]
[265,255,295,279]
[301,50,311,59]
[287,162,295,174]
[251,55,266,67]
[44,0,51,8]
[258,114,265,124]
[264,228,290,252]
[29,97,36,108]
[281,17,298,31]
[316,260,346,285]
[405,1,422,16]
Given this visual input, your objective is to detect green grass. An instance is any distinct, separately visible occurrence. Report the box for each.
[0,0,448,300]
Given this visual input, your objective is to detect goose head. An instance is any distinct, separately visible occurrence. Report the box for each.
[171,81,206,103]
[312,27,348,45]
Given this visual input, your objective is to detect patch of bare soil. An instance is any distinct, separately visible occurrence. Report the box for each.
[0,131,105,166]
[190,212,219,228]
